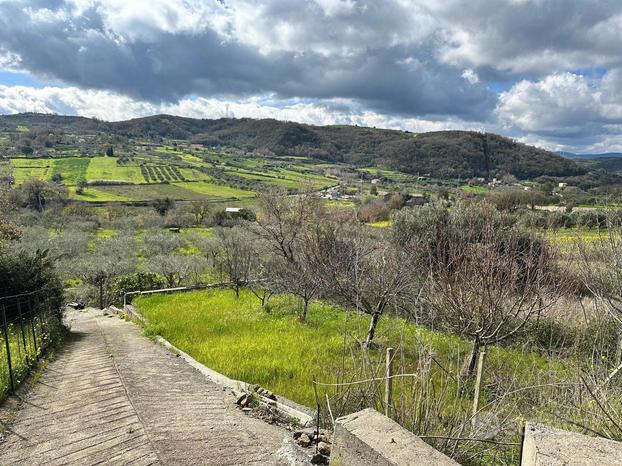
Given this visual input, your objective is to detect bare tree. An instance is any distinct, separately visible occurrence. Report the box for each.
[190,201,211,225]
[270,253,323,321]
[253,189,320,263]
[247,254,275,308]
[577,210,622,363]
[311,218,412,346]
[252,189,324,318]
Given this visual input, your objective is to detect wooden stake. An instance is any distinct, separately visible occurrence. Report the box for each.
[312,376,320,452]
[472,351,486,419]
[385,347,394,416]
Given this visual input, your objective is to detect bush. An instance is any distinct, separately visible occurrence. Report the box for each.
[358,200,390,223]
[574,316,620,367]
[112,272,167,305]
[0,249,64,319]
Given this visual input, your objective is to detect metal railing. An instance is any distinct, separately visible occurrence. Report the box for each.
[0,289,64,395]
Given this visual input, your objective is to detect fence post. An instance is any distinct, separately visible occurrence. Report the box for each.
[312,376,321,452]
[37,307,45,351]
[471,351,486,418]
[28,297,38,358]
[16,299,28,355]
[2,305,15,393]
[385,347,394,417]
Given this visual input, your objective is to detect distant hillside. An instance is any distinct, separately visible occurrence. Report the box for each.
[560,151,622,159]
[575,157,622,175]
[0,113,592,181]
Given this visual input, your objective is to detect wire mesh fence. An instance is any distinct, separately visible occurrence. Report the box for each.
[0,289,64,396]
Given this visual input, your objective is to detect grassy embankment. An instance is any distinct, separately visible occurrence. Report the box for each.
[135,288,567,417]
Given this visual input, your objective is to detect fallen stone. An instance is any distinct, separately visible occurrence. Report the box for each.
[297,433,312,447]
[318,441,331,456]
[242,407,252,413]
[310,452,329,464]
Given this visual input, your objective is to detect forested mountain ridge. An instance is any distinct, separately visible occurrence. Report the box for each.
[0,113,592,180]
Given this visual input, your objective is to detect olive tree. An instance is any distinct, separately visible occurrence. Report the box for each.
[72,235,137,308]
[18,180,67,212]
[141,230,188,257]
[214,226,256,297]
[146,253,208,288]
[394,202,561,377]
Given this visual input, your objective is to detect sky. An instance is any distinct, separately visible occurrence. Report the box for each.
[0,1,621,153]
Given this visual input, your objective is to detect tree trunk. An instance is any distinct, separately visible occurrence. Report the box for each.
[235,283,240,298]
[299,298,309,322]
[464,336,481,379]
[615,327,622,365]
[364,312,381,348]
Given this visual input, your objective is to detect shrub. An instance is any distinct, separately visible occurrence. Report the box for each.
[112,272,167,305]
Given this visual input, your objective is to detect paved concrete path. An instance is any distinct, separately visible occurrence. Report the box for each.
[0,309,300,465]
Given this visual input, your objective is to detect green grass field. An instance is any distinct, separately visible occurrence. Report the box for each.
[173,181,255,198]
[10,158,51,184]
[7,150,334,202]
[68,186,134,202]
[51,158,90,185]
[86,157,144,183]
[135,289,565,413]
[461,184,489,193]
[368,220,391,228]
[546,227,610,253]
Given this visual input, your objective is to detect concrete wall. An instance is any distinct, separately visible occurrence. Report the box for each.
[521,422,622,466]
[330,408,458,466]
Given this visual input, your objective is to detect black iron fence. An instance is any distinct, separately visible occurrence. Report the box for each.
[0,289,64,396]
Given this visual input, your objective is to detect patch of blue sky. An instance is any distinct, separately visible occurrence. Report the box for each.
[0,70,65,88]
[571,67,608,79]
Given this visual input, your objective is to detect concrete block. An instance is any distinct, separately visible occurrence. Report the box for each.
[521,422,622,465]
[329,408,458,466]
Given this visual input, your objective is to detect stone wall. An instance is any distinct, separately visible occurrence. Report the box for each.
[521,422,622,466]
[329,408,458,466]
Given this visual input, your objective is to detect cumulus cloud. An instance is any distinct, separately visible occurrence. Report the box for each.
[432,0,622,77]
[0,1,620,151]
[497,71,622,150]
[0,0,494,120]
[0,83,485,134]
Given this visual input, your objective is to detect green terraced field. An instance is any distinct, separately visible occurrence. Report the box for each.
[179,167,210,181]
[6,147,404,204]
[50,158,91,185]
[68,186,134,202]
[10,158,51,183]
[86,157,144,183]
[173,181,255,198]
[69,181,254,202]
